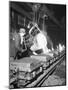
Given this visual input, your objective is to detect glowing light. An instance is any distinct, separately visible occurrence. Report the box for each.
[52,47,54,51]
[58,43,65,52]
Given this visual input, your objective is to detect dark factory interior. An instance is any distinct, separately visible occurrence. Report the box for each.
[10,2,66,58]
[9,1,66,88]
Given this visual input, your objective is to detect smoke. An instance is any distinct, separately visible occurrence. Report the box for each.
[41,30,53,50]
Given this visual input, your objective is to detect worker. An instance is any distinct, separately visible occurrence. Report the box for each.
[29,23,49,54]
[13,28,27,59]
[30,31,49,54]
[19,28,26,50]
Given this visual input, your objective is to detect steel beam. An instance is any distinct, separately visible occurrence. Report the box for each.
[10,3,32,20]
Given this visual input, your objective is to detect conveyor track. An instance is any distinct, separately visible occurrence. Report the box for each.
[10,52,66,88]
[26,53,65,87]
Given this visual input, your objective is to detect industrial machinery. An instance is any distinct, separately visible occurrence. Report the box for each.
[9,21,65,88]
[9,46,65,88]
[9,57,43,87]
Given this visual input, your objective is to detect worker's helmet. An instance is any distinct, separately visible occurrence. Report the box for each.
[19,28,25,34]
